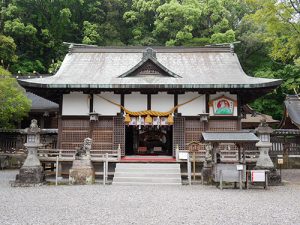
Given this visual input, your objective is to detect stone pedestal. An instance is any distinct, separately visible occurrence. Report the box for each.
[13,166,45,187]
[12,143,45,187]
[69,159,95,185]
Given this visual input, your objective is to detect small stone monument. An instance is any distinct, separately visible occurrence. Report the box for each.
[201,143,213,184]
[255,119,281,185]
[12,119,45,186]
[69,138,95,185]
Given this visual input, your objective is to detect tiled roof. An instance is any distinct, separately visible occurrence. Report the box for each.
[201,132,259,142]
[19,46,281,90]
[26,92,58,111]
[284,95,300,129]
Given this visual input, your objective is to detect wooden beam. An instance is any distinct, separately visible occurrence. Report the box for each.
[174,94,178,113]
[147,94,151,110]
[89,94,93,113]
[57,95,63,149]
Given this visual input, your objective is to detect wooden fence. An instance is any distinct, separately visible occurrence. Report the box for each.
[37,148,121,163]
[270,135,300,157]
[0,131,57,153]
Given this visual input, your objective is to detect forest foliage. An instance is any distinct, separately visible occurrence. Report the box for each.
[0,0,300,127]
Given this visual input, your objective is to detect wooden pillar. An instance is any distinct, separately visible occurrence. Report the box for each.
[57,95,63,149]
[237,94,242,130]
[212,142,219,163]
[206,94,210,114]
[121,94,124,113]
[89,94,94,113]
[174,94,178,113]
[89,94,94,138]
[147,94,151,110]
[205,94,210,131]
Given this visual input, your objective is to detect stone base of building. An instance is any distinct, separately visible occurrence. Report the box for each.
[12,166,45,187]
[69,159,95,185]
[201,166,212,184]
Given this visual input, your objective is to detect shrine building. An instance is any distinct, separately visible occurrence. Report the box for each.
[19,46,282,158]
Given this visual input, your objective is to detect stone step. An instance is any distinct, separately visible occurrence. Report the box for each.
[112,163,182,186]
[114,172,181,178]
[114,168,181,173]
[113,177,181,183]
[113,181,182,186]
[116,163,180,169]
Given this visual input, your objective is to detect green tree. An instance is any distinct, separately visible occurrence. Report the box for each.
[245,0,300,63]
[0,67,31,128]
[0,34,17,70]
[236,0,300,120]
[123,0,160,45]
[154,0,202,45]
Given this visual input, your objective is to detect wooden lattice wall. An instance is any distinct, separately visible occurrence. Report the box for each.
[208,120,238,131]
[173,117,185,155]
[185,118,205,151]
[92,117,114,151]
[61,119,89,149]
[60,117,124,153]
[208,119,239,151]
[113,116,125,156]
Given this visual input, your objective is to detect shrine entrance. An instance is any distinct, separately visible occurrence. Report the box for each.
[125,126,173,156]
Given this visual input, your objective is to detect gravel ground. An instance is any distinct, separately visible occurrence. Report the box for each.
[1,170,300,225]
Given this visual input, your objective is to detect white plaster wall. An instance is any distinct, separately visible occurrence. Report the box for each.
[124,92,147,112]
[209,92,237,101]
[209,92,237,116]
[62,92,89,116]
[151,92,174,112]
[93,92,120,115]
[178,93,206,116]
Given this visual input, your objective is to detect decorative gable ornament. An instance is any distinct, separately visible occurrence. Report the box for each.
[118,47,181,78]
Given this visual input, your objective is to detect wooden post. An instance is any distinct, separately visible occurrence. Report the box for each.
[265,171,269,190]
[239,170,242,190]
[55,156,59,186]
[105,153,109,184]
[238,147,241,163]
[220,170,223,190]
[103,161,106,186]
[187,153,191,185]
[242,145,246,164]
[246,171,249,190]
[193,152,196,181]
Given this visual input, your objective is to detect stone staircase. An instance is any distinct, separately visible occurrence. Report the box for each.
[112,163,182,185]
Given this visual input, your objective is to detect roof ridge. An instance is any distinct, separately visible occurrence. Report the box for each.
[69,46,232,53]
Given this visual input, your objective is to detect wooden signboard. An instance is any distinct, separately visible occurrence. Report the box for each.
[186,141,201,152]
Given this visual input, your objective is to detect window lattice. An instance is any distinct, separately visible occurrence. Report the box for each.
[173,117,185,155]
[61,119,89,149]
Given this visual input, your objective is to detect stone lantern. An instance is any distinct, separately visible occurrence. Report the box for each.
[255,119,274,169]
[255,119,281,184]
[12,119,45,186]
